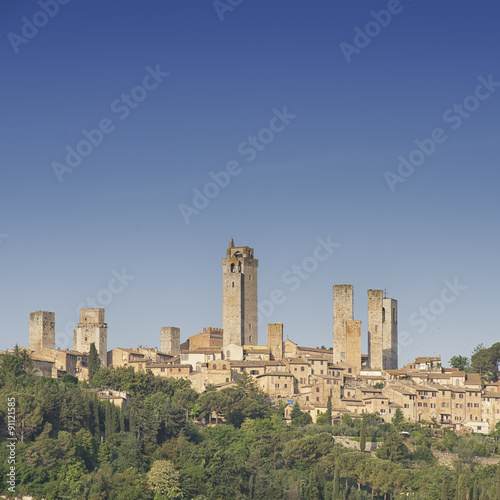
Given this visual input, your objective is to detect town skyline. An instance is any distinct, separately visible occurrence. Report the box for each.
[1,2,499,366]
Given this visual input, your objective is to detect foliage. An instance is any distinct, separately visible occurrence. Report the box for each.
[449,355,470,372]
[87,342,101,383]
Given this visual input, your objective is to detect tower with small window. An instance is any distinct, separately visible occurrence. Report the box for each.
[73,308,107,366]
[222,238,258,347]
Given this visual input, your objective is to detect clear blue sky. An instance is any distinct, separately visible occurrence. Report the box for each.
[1,0,499,366]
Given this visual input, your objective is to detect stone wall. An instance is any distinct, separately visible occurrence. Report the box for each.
[29,311,55,352]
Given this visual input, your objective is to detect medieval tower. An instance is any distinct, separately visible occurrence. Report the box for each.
[382,297,398,370]
[29,310,55,351]
[73,308,108,367]
[267,323,283,360]
[161,327,180,355]
[333,285,353,364]
[368,289,384,370]
[222,238,258,347]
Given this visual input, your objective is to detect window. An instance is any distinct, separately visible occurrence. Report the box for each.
[284,384,288,388]
[316,387,320,393]
[392,308,397,323]
[382,307,385,322]
[226,350,231,359]
[231,264,235,273]
[212,364,217,369]
[232,282,234,288]
[249,324,252,330]
[301,366,304,372]
[222,365,227,370]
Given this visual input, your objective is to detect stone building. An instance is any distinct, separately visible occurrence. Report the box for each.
[222,239,258,347]
[368,289,384,370]
[29,311,55,352]
[382,298,398,370]
[267,323,283,360]
[73,308,107,367]
[161,327,180,354]
[189,328,223,350]
[333,285,353,365]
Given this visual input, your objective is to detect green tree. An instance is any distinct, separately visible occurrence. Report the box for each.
[147,460,183,499]
[326,395,332,425]
[290,401,312,427]
[0,345,35,388]
[376,429,409,462]
[449,355,470,372]
[391,407,405,430]
[441,474,449,500]
[332,464,341,499]
[359,415,366,453]
[88,342,101,383]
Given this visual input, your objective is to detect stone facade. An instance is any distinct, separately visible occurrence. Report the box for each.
[267,323,283,360]
[161,327,180,354]
[73,308,107,367]
[368,290,383,370]
[222,239,258,347]
[382,298,398,370]
[29,311,55,352]
[345,320,361,374]
[333,285,353,364]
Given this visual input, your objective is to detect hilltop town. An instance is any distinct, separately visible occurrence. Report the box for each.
[5,240,498,434]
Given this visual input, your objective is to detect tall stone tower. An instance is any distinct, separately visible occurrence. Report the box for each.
[382,297,398,369]
[333,285,353,364]
[29,311,55,351]
[267,323,283,360]
[161,327,180,354]
[73,308,107,367]
[345,320,361,373]
[222,238,258,347]
[368,290,384,370]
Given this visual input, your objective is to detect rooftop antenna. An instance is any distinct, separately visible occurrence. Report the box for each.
[383,288,388,298]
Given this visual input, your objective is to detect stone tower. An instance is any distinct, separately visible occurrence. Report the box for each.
[333,285,353,364]
[267,323,283,360]
[161,327,180,354]
[382,297,398,369]
[73,308,107,367]
[368,290,384,370]
[29,311,55,351]
[345,320,361,373]
[222,238,258,346]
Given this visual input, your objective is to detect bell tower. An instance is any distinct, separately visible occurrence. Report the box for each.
[222,239,258,346]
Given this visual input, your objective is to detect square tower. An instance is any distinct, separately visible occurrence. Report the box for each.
[29,311,55,351]
[161,327,180,354]
[267,323,283,360]
[382,298,398,369]
[368,290,384,370]
[222,238,258,346]
[345,320,361,373]
[333,285,353,364]
[73,308,107,367]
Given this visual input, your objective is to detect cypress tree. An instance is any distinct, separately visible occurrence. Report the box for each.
[327,395,332,425]
[441,474,449,500]
[359,415,366,453]
[88,342,101,383]
[333,464,341,499]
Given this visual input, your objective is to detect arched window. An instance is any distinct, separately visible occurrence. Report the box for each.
[226,350,231,359]
[316,387,320,393]
[230,263,235,273]
[212,364,217,369]
[382,307,386,323]
[238,263,241,272]
[222,365,227,370]
[392,308,397,323]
